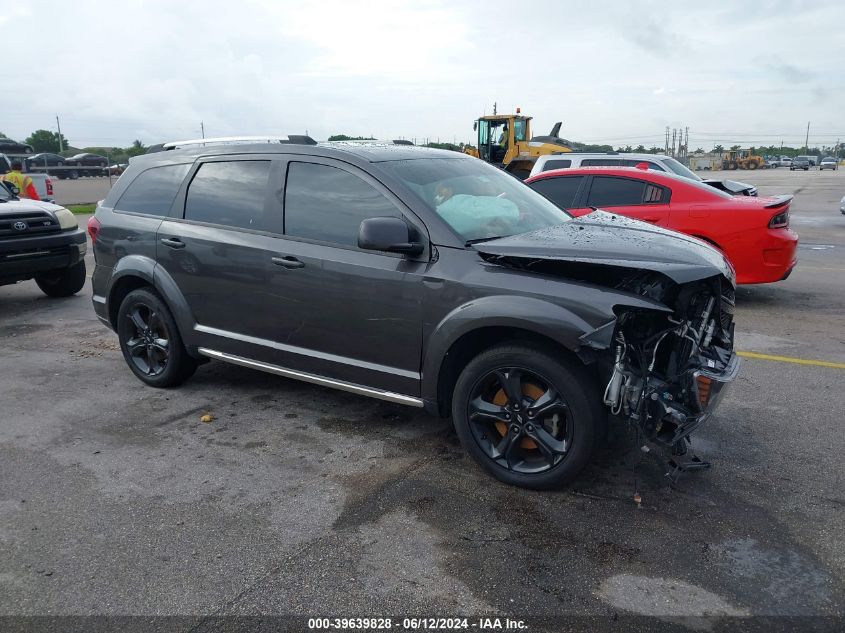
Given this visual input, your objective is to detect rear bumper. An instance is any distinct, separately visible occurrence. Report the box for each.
[733,228,798,285]
[0,228,86,283]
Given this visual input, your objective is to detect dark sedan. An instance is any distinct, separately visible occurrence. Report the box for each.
[0,138,34,154]
[790,158,810,171]
[25,153,68,169]
[68,153,108,176]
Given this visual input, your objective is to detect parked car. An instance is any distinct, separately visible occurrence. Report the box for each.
[0,138,34,154]
[790,158,810,171]
[0,181,87,297]
[89,138,739,489]
[526,165,797,284]
[68,153,108,176]
[25,152,66,168]
[765,157,780,168]
[840,196,845,215]
[778,157,793,168]
[795,155,818,167]
[819,157,838,171]
[530,152,758,196]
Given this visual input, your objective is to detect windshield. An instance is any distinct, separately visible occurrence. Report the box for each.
[663,157,702,181]
[380,158,572,243]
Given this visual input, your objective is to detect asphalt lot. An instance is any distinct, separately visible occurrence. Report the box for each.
[2,167,844,629]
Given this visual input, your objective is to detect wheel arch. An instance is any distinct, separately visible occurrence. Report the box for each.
[106,257,197,351]
[421,296,600,416]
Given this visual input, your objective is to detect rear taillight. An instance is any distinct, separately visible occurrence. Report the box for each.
[769,210,789,229]
[87,216,101,245]
[46,178,53,196]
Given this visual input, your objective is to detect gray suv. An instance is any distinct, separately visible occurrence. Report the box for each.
[90,137,739,489]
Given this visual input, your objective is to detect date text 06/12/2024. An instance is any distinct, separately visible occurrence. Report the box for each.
[307,618,528,630]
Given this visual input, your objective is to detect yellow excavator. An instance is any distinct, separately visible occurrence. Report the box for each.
[464,108,573,179]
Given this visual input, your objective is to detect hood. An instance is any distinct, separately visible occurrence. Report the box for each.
[0,197,66,216]
[474,210,735,286]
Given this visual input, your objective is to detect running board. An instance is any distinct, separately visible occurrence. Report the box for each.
[197,347,425,408]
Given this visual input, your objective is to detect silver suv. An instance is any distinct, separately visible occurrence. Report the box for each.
[530,152,758,196]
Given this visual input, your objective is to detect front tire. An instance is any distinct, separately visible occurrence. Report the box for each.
[451,344,603,490]
[35,261,86,297]
[117,288,197,387]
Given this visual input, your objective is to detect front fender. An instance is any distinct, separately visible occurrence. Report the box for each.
[421,295,594,402]
[420,289,673,405]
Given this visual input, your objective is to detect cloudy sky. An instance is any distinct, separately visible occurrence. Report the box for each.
[2,0,843,150]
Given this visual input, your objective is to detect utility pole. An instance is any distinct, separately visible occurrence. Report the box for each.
[805,121,810,153]
[200,121,205,139]
[56,115,64,152]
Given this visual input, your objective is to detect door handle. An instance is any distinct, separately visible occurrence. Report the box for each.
[160,237,186,249]
[271,256,305,269]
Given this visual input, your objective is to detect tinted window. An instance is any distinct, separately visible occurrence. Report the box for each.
[587,177,647,207]
[620,159,665,171]
[581,158,623,167]
[184,161,271,230]
[542,159,572,171]
[529,176,584,209]
[115,164,190,215]
[284,162,400,247]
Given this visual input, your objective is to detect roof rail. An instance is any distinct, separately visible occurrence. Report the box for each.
[155,135,318,152]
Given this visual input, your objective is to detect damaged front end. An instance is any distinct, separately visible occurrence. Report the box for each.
[474,212,741,477]
[588,270,740,474]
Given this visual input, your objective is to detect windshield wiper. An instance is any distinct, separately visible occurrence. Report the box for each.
[465,236,503,246]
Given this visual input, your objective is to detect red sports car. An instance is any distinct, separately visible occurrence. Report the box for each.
[525,165,798,284]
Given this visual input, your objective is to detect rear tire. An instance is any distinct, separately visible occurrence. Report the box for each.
[117,288,197,388]
[451,343,603,490]
[35,261,86,297]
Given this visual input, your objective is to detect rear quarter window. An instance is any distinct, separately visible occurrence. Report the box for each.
[115,164,191,216]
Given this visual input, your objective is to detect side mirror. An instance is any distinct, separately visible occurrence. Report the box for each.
[473,121,477,131]
[358,217,423,256]
[2,181,19,196]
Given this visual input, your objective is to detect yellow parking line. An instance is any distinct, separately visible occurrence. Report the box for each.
[738,351,845,369]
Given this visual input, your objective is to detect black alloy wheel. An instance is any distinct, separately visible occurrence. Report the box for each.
[117,288,197,387]
[125,304,170,377]
[467,367,572,474]
[452,344,602,489]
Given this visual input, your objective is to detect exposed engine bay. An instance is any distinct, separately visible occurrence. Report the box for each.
[604,271,739,457]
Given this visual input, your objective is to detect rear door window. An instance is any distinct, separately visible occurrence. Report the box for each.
[586,176,647,207]
[115,164,190,216]
[542,159,572,171]
[184,160,271,230]
[284,161,400,247]
[620,159,665,171]
[581,158,623,167]
[529,176,585,209]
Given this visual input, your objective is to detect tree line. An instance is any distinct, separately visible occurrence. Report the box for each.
[0,130,149,164]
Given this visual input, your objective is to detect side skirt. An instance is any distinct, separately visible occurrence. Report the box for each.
[197,347,425,408]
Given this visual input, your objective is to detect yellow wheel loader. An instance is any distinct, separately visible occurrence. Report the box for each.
[464,110,572,179]
[722,149,765,170]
